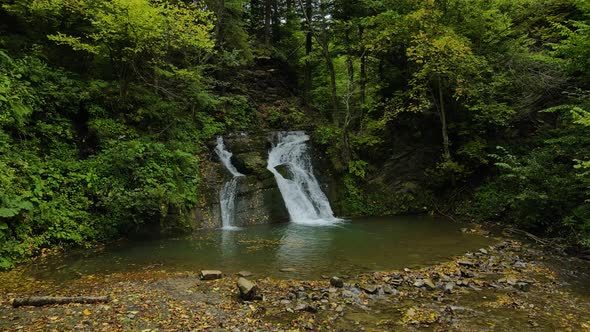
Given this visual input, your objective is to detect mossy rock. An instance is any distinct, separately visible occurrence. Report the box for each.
[233,151,269,177]
[274,164,291,180]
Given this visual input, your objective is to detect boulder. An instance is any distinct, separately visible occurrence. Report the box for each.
[274,164,292,179]
[330,277,344,288]
[359,284,379,294]
[237,271,253,277]
[237,277,259,300]
[200,270,223,280]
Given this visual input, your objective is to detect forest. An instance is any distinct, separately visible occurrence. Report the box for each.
[1,0,589,270]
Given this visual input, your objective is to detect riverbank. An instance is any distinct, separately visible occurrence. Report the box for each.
[1,237,589,331]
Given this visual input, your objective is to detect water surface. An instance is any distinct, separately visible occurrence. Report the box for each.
[27,216,494,280]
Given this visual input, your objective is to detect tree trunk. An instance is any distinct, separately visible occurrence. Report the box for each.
[303,0,312,104]
[323,46,338,125]
[12,296,110,308]
[438,76,451,163]
[359,26,366,105]
[215,0,226,48]
[264,0,271,46]
[272,0,280,42]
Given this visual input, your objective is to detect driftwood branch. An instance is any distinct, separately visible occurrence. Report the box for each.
[503,228,548,245]
[12,296,110,308]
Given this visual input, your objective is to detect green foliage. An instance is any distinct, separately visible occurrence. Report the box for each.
[341,175,423,217]
[469,106,590,244]
[0,0,220,268]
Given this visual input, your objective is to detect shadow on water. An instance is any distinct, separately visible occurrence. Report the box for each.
[25,216,495,281]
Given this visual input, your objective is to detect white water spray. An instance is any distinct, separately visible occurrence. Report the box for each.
[267,131,339,225]
[215,136,244,229]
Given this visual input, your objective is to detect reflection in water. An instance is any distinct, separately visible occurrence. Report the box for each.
[275,223,340,271]
[25,216,494,281]
[220,228,240,259]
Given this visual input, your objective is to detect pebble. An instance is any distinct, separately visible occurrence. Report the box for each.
[444,282,455,294]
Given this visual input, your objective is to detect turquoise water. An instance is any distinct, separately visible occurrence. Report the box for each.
[27,216,494,280]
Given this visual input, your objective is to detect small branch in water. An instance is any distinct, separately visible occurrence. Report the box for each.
[503,228,548,245]
[12,296,110,308]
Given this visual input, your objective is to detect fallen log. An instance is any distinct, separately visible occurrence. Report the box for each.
[12,295,110,308]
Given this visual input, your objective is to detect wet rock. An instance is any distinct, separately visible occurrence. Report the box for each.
[413,280,425,288]
[335,305,343,313]
[444,282,455,294]
[456,280,467,287]
[458,260,475,267]
[423,278,436,290]
[280,268,296,272]
[296,292,308,299]
[200,270,223,280]
[341,290,355,298]
[359,284,379,294]
[295,303,318,313]
[280,299,291,305]
[515,282,531,292]
[514,261,527,269]
[237,277,258,301]
[469,284,482,291]
[449,305,468,312]
[461,269,475,278]
[479,248,489,255]
[382,285,397,295]
[237,271,253,277]
[330,277,344,288]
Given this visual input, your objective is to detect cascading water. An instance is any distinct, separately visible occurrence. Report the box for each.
[267,131,340,225]
[215,136,244,229]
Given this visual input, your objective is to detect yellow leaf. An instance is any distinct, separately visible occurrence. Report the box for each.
[83,309,91,316]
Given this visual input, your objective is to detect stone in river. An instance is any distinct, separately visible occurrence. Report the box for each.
[295,303,318,313]
[423,278,436,290]
[382,285,397,295]
[237,277,259,300]
[458,260,476,267]
[461,269,475,278]
[330,277,344,288]
[444,282,455,294]
[280,268,296,272]
[237,271,253,277]
[515,282,531,292]
[200,270,223,280]
[359,284,379,294]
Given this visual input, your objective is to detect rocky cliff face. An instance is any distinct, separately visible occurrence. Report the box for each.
[192,132,289,229]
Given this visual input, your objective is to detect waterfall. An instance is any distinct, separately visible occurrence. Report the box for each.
[267,131,340,225]
[215,136,244,229]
